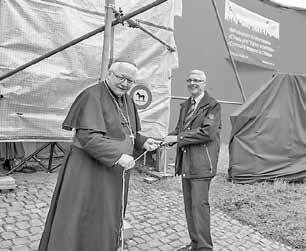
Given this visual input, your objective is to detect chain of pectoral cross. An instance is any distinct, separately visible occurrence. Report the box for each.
[105,82,135,144]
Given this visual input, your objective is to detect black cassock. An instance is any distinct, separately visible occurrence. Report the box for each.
[39,82,146,251]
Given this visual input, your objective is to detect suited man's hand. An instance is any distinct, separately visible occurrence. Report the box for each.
[163,135,178,145]
[143,138,160,151]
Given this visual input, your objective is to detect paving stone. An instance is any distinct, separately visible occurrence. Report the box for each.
[12,245,31,251]
[0,240,12,248]
[29,220,42,227]
[4,224,18,232]
[143,227,154,234]
[13,237,30,246]
[136,243,151,251]
[29,214,40,219]
[172,240,186,248]
[2,230,17,239]
[159,244,173,251]
[0,226,5,233]
[8,211,21,217]
[5,217,16,224]
[16,216,30,222]
[29,227,41,235]
[29,240,40,250]
[133,237,145,244]
[29,234,42,242]
[0,202,10,208]
[24,205,35,210]
[128,247,140,251]
[16,230,31,237]
[16,222,30,230]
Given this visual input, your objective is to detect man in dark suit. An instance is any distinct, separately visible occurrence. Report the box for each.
[164,70,221,251]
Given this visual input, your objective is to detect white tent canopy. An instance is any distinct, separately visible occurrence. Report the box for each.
[262,0,306,10]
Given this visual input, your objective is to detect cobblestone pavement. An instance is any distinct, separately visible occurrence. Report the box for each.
[0,171,296,251]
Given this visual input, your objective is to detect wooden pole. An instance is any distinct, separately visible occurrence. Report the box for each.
[100,0,115,80]
[211,0,247,102]
[108,25,115,68]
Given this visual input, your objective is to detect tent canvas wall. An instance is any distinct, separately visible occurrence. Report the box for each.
[171,0,306,142]
[228,74,306,183]
[0,0,182,162]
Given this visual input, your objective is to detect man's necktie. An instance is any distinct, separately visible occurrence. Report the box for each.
[184,98,196,129]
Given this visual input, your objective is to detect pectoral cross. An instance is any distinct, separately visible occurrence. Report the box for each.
[130,134,135,145]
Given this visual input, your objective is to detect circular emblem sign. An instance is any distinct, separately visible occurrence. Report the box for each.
[130,85,152,110]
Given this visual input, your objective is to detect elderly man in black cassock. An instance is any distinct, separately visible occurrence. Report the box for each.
[39,61,159,251]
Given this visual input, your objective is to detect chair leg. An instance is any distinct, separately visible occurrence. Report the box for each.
[9,159,15,170]
[3,160,11,171]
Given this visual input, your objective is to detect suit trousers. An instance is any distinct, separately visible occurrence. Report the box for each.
[182,177,213,251]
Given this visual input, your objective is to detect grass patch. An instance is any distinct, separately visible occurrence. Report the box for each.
[151,144,306,250]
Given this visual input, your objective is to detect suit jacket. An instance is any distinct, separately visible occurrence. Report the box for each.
[170,91,221,178]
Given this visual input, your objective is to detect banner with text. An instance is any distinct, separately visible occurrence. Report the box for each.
[224,0,280,69]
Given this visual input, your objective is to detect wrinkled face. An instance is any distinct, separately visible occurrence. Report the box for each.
[106,62,137,96]
[186,76,206,98]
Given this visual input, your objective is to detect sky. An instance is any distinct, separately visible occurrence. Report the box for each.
[272,0,306,8]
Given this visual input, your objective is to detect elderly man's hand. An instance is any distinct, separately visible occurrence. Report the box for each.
[117,154,135,171]
[143,138,160,151]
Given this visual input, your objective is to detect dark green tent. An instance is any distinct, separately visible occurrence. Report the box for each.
[229,74,306,183]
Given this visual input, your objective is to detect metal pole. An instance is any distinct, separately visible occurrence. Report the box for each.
[0,0,169,82]
[47,142,56,173]
[1,142,51,176]
[100,0,115,80]
[211,0,247,102]
[163,147,167,175]
[113,9,175,52]
[143,152,147,166]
